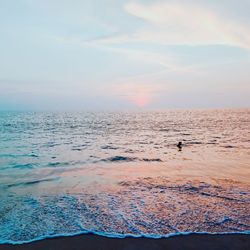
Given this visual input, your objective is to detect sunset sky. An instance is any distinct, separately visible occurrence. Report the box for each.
[0,0,250,110]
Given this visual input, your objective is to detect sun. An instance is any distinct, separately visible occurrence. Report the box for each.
[128,93,151,108]
[133,95,151,107]
[115,83,156,108]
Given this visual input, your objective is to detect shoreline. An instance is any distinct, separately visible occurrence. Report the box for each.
[1,233,249,250]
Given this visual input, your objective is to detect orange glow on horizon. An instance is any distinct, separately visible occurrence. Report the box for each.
[133,95,151,107]
[125,89,152,107]
[114,82,157,108]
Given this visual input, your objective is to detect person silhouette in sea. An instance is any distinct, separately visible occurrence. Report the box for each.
[177,141,182,151]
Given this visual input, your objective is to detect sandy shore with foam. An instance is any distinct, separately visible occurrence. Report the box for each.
[1,233,249,250]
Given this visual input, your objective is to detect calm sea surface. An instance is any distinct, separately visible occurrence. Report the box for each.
[0,109,249,243]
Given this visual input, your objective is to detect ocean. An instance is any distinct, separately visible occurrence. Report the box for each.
[0,109,249,243]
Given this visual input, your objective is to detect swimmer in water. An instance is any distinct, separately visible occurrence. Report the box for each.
[177,141,182,151]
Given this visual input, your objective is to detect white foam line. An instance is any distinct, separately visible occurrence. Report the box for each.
[1,230,250,245]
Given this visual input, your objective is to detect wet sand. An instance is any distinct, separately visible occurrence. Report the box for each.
[1,234,249,250]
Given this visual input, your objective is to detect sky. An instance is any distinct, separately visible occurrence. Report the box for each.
[0,0,250,110]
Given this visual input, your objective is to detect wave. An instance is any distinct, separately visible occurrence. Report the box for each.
[100,156,162,163]
[71,144,89,151]
[47,162,71,167]
[1,229,249,245]
[141,158,162,162]
[0,154,39,159]
[101,156,137,162]
[3,177,59,188]
[12,163,37,169]
[1,179,249,244]
[47,161,85,167]
[101,145,120,150]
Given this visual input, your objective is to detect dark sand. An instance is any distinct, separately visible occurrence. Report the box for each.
[0,234,249,250]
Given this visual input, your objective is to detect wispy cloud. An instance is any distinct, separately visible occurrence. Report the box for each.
[94,1,250,50]
[1,0,250,109]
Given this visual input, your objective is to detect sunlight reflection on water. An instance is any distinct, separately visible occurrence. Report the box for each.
[0,109,249,242]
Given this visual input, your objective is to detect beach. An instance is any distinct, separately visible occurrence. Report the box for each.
[1,0,250,248]
[1,234,250,250]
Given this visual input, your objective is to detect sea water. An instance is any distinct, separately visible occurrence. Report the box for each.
[0,109,249,243]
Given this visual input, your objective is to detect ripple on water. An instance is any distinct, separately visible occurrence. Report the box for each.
[99,156,163,163]
[0,110,250,243]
